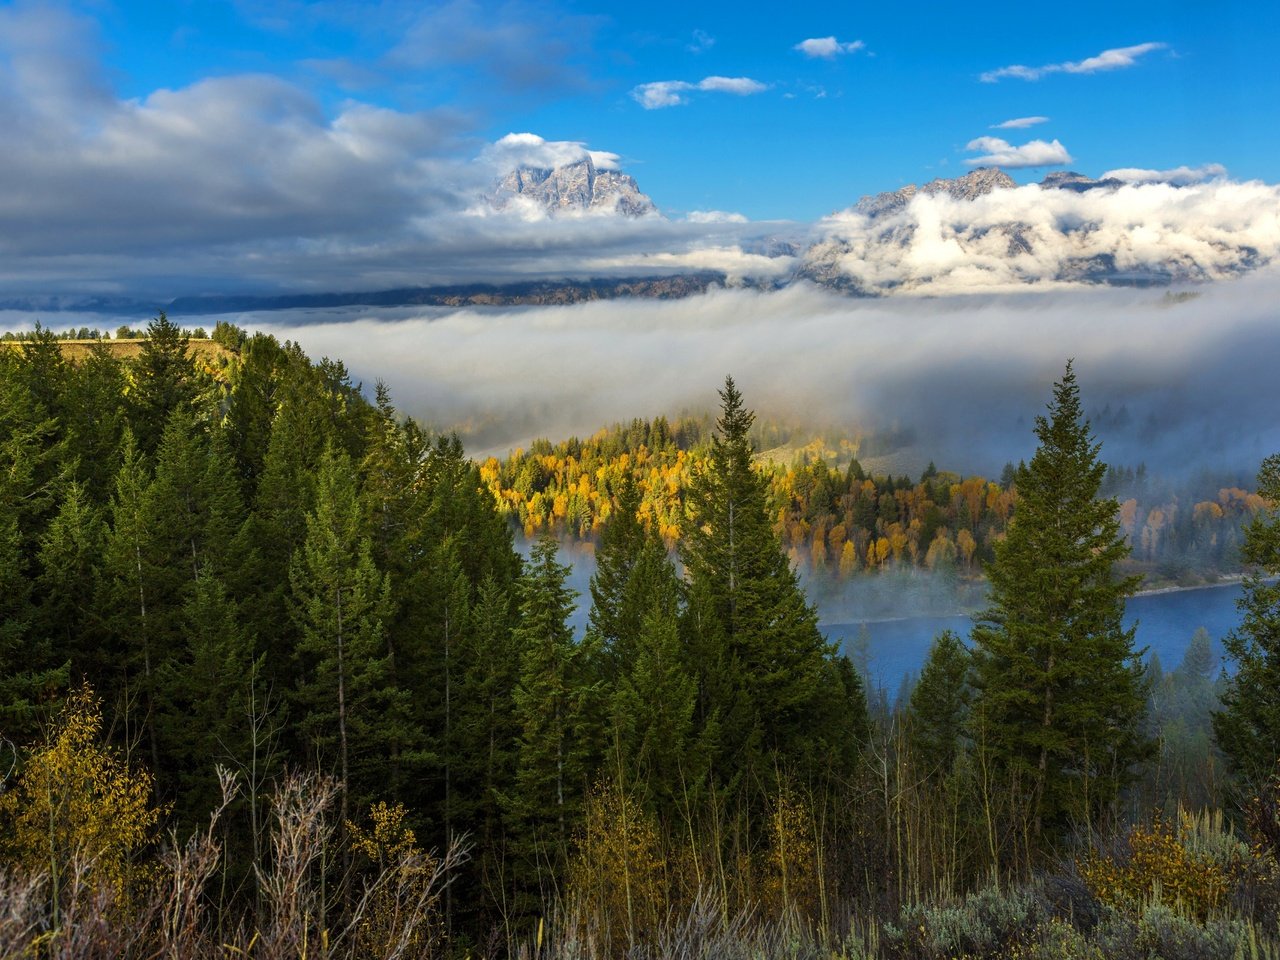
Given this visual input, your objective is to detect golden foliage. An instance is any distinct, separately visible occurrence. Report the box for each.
[763,785,821,922]
[0,685,161,898]
[346,800,446,958]
[568,782,669,948]
[1079,812,1231,920]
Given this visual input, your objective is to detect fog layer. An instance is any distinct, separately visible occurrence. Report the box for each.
[240,272,1280,478]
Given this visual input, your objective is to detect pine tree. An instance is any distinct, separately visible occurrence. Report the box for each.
[680,376,865,795]
[587,473,650,678]
[129,312,198,455]
[454,574,521,912]
[158,571,270,829]
[507,534,590,900]
[1214,452,1280,786]
[97,429,165,764]
[36,481,106,676]
[970,361,1147,842]
[289,444,402,830]
[906,630,971,777]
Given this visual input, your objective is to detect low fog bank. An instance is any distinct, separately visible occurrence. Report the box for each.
[238,271,1280,480]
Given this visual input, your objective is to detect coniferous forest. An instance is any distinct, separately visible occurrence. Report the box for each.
[2,316,1280,959]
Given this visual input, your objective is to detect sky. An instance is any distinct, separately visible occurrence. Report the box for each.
[1,0,1278,299]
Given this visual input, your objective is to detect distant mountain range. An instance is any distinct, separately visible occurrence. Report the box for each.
[0,275,730,319]
[11,163,1275,316]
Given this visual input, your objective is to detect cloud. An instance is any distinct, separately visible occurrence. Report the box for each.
[385,0,599,94]
[686,210,749,223]
[1102,163,1228,186]
[225,277,1280,485]
[482,133,620,172]
[631,76,768,109]
[793,36,866,59]
[964,136,1072,168]
[981,42,1166,82]
[687,29,715,53]
[991,116,1049,129]
[808,178,1280,296]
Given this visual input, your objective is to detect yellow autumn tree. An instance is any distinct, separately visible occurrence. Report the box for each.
[0,684,161,901]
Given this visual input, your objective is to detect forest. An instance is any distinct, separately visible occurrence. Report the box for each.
[0,316,1279,959]
[483,419,1260,588]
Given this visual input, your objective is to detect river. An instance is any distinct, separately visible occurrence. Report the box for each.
[821,581,1247,694]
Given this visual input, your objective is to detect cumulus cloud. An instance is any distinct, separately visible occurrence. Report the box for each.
[981,42,1166,82]
[964,136,1073,168]
[631,76,768,109]
[794,36,866,59]
[1102,163,1228,186]
[991,116,1049,129]
[809,178,1280,296]
[482,132,620,171]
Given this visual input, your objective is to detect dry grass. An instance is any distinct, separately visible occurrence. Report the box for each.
[1,338,232,364]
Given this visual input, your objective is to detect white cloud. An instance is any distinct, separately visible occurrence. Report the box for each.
[482,132,620,171]
[964,136,1073,168]
[632,75,768,108]
[1102,163,1227,186]
[698,75,768,95]
[809,178,1280,296]
[981,42,1166,82]
[687,29,715,53]
[991,116,1049,129]
[793,36,866,59]
[686,210,749,223]
[241,276,1280,481]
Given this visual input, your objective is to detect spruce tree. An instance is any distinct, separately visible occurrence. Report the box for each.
[680,376,866,794]
[507,534,590,901]
[906,630,972,777]
[289,444,402,829]
[1214,452,1280,786]
[36,482,106,676]
[970,361,1147,842]
[129,312,198,455]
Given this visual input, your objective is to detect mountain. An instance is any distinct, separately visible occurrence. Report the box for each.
[1038,171,1127,192]
[854,167,1017,218]
[491,156,657,217]
[798,167,1271,294]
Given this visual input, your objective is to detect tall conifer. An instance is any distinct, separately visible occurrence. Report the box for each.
[970,362,1147,842]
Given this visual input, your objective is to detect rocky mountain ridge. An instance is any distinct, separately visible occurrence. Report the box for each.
[490,156,657,217]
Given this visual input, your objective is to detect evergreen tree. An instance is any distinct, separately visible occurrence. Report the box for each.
[680,376,865,795]
[36,482,106,676]
[906,630,972,777]
[158,571,271,829]
[610,589,701,821]
[289,444,403,830]
[129,312,198,454]
[587,473,650,678]
[507,534,590,901]
[970,362,1147,842]
[97,430,165,763]
[455,574,521,912]
[1214,452,1280,786]
[64,340,127,502]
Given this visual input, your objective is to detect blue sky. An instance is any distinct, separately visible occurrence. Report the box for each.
[0,0,1277,297]
[82,0,1279,219]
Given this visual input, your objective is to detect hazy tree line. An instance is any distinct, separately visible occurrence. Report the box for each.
[1,320,1279,958]
[484,417,1257,587]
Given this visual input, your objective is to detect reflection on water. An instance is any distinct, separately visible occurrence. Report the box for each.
[823,582,1246,694]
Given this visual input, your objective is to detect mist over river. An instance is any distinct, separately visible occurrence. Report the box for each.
[823,581,1247,694]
